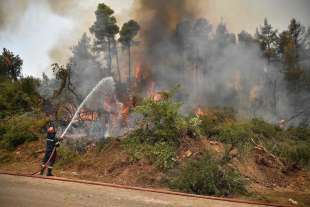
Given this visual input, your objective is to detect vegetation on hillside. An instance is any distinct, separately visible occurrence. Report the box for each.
[0,3,310,204]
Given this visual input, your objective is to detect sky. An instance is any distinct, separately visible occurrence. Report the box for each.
[0,0,309,77]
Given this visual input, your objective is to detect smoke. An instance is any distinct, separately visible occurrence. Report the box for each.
[132,0,292,123]
[133,0,207,63]
[0,0,76,29]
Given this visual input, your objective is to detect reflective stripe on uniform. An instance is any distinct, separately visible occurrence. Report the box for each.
[47,139,55,142]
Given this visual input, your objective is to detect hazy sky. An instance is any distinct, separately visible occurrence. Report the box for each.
[0,0,309,77]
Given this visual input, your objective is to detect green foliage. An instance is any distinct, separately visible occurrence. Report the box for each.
[170,153,246,196]
[216,123,252,150]
[272,141,310,169]
[132,98,187,145]
[287,127,310,141]
[255,18,278,61]
[185,116,203,138]
[119,20,140,47]
[122,96,188,170]
[90,3,119,40]
[0,78,41,117]
[0,114,48,150]
[56,145,79,167]
[198,107,235,138]
[90,3,120,76]
[123,133,176,170]
[0,48,23,81]
[119,20,140,83]
[250,118,279,139]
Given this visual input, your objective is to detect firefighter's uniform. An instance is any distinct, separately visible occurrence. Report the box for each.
[40,127,60,176]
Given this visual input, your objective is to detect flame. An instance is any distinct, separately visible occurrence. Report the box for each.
[249,85,260,103]
[147,81,163,101]
[135,64,142,81]
[148,81,156,96]
[79,108,98,121]
[195,106,206,117]
[120,104,130,126]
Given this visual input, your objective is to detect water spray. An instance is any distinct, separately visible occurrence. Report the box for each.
[60,77,114,138]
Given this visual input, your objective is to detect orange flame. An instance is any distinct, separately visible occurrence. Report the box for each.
[135,64,142,81]
[195,106,206,117]
[79,108,98,121]
[147,81,163,101]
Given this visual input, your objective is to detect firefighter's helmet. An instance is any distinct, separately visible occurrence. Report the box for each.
[47,127,55,133]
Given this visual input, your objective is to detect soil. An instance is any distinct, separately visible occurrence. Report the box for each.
[0,137,309,207]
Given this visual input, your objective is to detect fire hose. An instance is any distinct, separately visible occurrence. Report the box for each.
[31,139,61,176]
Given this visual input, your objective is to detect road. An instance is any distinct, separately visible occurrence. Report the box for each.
[0,174,273,207]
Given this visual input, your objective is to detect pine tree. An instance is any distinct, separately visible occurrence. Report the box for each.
[90,3,119,77]
[255,18,278,63]
[119,20,140,84]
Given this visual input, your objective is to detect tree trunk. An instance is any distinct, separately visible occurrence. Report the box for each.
[107,38,112,76]
[272,80,277,117]
[114,40,121,82]
[128,45,131,85]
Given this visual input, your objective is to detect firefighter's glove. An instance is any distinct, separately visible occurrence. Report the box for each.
[55,141,61,147]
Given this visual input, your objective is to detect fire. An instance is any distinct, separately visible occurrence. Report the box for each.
[120,104,130,126]
[147,81,163,101]
[195,106,206,117]
[148,81,156,97]
[249,85,260,103]
[79,108,98,121]
[135,64,142,81]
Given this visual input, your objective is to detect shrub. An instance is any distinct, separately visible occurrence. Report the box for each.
[185,116,203,138]
[216,123,252,150]
[198,107,235,138]
[199,115,222,137]
[170,153,246,196]
[250,118,279,139]
[123,135,176,170]
[132,98,186,145]
[0,114,48,150]
[56,145,79,167]
[144,142,176,170]
[289,143,310,168]
[1,130,36,150]
[0,78,41,117]
[122,97,186,170]
[273,141,310,168]
[287,127,310,141]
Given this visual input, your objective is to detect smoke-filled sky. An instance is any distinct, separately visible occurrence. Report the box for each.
[0,0,309,77]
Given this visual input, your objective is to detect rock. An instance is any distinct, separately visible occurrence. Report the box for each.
[185,150,192,158]
[288,198,298,205]
[209,141,219,145]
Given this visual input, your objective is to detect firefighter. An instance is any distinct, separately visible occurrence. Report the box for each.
[40,126,61,176]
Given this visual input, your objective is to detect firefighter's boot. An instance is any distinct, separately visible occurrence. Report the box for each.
[47,167,53,176]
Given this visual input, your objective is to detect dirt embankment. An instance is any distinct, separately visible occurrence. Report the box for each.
[0,137,310,207]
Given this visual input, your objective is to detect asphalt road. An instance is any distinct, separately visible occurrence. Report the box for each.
[0,174,271,207]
